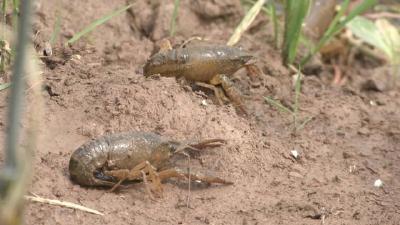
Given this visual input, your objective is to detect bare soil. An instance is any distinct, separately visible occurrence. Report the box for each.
[1,0,400,224]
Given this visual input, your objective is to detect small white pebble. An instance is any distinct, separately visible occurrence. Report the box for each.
[292,74,301,87]
[349,165,356,173]
[369,100,376,106]
[201,100,208,106]
[291,150,299,159]
[374,179,383,187]
[43,41,52,57]
[73,54,82,60]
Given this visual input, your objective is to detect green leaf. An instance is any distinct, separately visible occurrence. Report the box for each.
[347,16,389,55]
[340,0,377,29]
[66,3,133,45]
[347,17,400,64]
[282,0,311,65]
[0,82,11,91]
[376,19,400,64]
[297,116,313,131]
[301,0,377,66]
[264,96,293,115]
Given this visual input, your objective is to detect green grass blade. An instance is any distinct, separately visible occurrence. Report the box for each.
[10,0,19,57]
[1,0,7,34]
[243,0,272,15]
[12,0,18,12]
[337,0,377,32]
[268,1,279,48]
[297,116,313,131]
[346,16,390,55]
[293,71,301,116]
[1,0,6,23]
[169,0,181,37]
[301,0,377,66]
[300,0,349,65]
[293,70,302,130]
[265,96,293,115]
[282,0,311,65]
[324,0,350,37]
[50,14,61,44]
[0,82,11,91]
[12,0,19,29]
[66,3,133,45]
[1,0,7,43]
[227,0,266,46]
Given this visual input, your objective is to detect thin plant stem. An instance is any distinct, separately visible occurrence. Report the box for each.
[1,0,7,36]
[50,14,61,45]
[269,1,279,48]
[293,71,301,132]
[1,0,8,73]
[66,3,133,46]
[1,0,33,223]
[6,0,30,173]
[301,0,377,66]
[170,0,180,37]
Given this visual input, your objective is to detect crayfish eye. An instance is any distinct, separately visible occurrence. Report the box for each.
[166,141,180,153]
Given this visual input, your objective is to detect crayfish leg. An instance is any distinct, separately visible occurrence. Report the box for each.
[217,74,248,115]
[105,161,163,196]
[188,139,226,149]
[244,64,264,88]
[195,81,227,105]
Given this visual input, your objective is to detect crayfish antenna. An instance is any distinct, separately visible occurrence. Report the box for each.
[189,139,226,149]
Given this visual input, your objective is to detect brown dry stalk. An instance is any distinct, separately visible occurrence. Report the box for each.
[24,195,104,216]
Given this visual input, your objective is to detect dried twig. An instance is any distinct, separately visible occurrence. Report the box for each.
[227,0,266,46]
[24,195,104,216]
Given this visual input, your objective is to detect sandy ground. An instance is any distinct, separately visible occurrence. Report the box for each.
[0,0,400,224]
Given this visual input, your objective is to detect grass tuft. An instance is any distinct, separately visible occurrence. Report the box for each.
[66,3,133,46]
[265,68,312,132]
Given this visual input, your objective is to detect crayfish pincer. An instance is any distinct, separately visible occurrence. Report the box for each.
[69,132,233,194]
